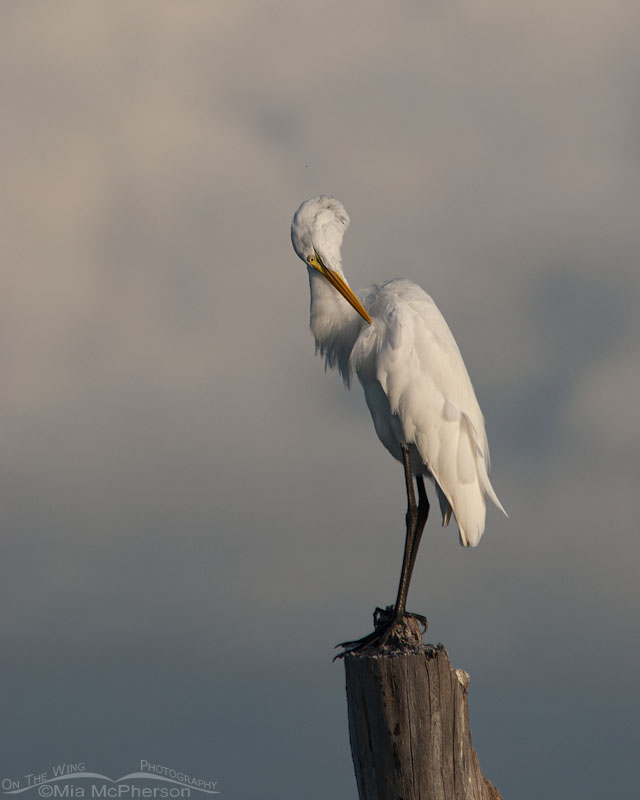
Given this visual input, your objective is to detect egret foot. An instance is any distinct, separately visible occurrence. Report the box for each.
[333,606,427,660]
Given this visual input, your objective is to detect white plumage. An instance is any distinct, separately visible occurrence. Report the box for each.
[291,195,506,549]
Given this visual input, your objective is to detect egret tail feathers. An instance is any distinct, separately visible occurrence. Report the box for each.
[475,453,508,518]
[460,411,508,519]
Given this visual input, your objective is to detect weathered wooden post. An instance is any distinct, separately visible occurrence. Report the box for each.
[343,614,502,800]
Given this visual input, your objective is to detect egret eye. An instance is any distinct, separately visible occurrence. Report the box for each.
[307,254,315,264]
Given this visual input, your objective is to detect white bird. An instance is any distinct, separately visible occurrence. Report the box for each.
[291,196,506,652]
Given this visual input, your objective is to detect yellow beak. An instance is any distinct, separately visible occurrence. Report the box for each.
[309,253,372,324]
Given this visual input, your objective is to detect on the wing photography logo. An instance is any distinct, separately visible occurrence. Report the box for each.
[1,761,219,798]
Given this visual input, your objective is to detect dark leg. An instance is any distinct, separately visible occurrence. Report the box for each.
[334,445,428,658]
[406,475,430,589]
[390,444,419,623]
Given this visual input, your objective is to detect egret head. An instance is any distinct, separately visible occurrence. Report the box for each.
[291,196,371,323]
[291,195,349,267]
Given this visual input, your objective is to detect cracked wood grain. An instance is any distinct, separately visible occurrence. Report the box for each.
[344,637,502,800]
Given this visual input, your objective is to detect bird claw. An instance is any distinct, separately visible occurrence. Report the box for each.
[333,606,427,660]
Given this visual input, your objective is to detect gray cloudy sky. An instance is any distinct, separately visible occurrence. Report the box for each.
[2,2,639,798]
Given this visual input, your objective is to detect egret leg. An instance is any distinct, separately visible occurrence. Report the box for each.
[334,446,429,659]
[406,475,430,590]
[390,444,419,624]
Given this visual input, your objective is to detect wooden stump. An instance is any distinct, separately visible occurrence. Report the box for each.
[344,619,502,800]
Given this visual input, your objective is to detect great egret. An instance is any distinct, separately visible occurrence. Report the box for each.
[291,196,506,653]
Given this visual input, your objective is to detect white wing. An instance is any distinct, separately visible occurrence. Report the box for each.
[351,280,506,547]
